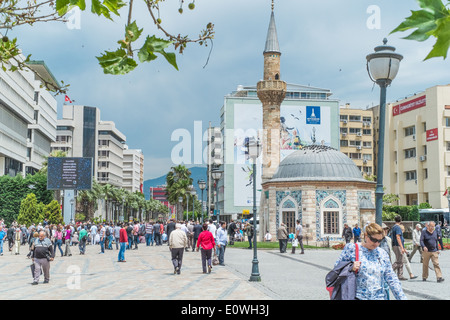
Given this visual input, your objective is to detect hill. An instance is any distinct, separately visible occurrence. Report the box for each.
[143,166,208,200]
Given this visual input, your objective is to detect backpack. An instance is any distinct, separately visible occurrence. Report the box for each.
[106,228,111,237]
[139,224,146,236]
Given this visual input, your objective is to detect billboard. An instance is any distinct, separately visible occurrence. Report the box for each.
[47,157,93,190]
[392,95,426,116]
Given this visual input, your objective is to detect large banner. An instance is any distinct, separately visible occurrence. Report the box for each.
[280,105,331,160]
[234,104,262,207]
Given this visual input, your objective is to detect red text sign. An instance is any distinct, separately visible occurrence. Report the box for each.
[426,128,438,142]
[392,95,426,116]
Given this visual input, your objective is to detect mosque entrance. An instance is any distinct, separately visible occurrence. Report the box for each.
[282,211,295,234]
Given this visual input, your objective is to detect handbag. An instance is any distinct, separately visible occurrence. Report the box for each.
[292,238,299,247]
[326,243,359,298]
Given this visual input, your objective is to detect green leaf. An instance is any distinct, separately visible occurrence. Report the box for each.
[425,15,450,59]
[56,0,70,15]
[91,0,112,20]
[103,0,126,16]
[125,21,143,43]
[96,49,137,75]
[138,36,178,70]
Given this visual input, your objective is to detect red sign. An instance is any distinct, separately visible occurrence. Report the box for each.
[426,128,438,142]
[392,95,426,116]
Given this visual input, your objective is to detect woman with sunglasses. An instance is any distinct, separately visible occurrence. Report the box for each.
[334,223,407,300]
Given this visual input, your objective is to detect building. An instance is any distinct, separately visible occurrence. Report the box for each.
[149,186,175,218]
[123,146,144,193]
[206,123,222,217]
[260,145,375,245]
[51,104,126,187]
[0,59,58,176]
[383,85,450,208]
[218,6,340,222]
[339,104,375,177]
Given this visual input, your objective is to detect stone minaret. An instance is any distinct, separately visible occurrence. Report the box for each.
[257,2,287,182]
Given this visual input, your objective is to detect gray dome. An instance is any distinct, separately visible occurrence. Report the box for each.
[270,145,368,183]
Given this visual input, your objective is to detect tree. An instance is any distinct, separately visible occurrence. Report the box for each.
[0,0,215,94]
[17,193,40,227]
[391,0,450,60]
[166,165,193,220]
[45,200,64,224]
[383,193,400,206]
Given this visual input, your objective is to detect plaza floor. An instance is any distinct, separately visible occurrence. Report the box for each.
[0,242,448,300]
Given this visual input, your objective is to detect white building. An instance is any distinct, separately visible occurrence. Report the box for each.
[0,59,58,176]
[122,146,144,193]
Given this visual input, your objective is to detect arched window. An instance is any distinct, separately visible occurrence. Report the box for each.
[275,74,280,80]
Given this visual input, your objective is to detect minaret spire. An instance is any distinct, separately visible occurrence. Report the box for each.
[271,0,274,11]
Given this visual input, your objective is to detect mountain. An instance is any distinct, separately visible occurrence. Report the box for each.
[143,166,208,200]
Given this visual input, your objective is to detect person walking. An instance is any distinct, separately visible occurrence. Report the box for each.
[118,223,128,262]
[342,223,353,244]
[420,221,444,283]
[245,222,254,249]
[31,230,55,285]
[132,222,140,250]
[292,219,305,254]
[79,226,88,255]
[409,224,423,263]
[353,224,361,243]
[169,223,188,275]
[114,223,121,250]
[14,227,21,255]
[277,223,289,253]
[391,215,407,281]
[399,225,417,280]
[7,225,14,252]
[64,225,72,256]
[192,221,202,251]
[196,223,215,273]
[145,221,154,246]
[186,221,194,251]
[435,221,445,251]
[0,226,5,256]
[166,219,176,246]
[54,227,64,257]
[154,221,161,246]
[90,224,98,245]
[216,221,227,266]
[98,224,106,254]
[334,223,407,300]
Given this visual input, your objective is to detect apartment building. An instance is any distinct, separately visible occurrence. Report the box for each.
[123,147,144,193]
[51,105,126,187]
[0,59,58,176]
[339,104,375,177]
[383,85,450,208]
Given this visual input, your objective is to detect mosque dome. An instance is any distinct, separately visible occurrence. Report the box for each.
[270,145,369,183]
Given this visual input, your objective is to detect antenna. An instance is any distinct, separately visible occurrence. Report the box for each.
[272,0,274,11]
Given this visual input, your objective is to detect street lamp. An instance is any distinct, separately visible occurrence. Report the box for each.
[190,190,197,222]
[198,179,206,223]
[121,195,125,222]
[178,196,183,221]
[366,38,403,227]
[211,168,223,224]
[246,136,262,282]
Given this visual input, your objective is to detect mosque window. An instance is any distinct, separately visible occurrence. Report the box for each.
[323,211,339,234]
[275,74,279,80]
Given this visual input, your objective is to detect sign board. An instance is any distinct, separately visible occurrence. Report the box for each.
[392,95,426,117]
[47,157,93,190]
[243,209,250,215]
[426,128,438,142]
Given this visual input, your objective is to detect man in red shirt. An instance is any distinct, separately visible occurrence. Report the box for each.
[118,224,128,262]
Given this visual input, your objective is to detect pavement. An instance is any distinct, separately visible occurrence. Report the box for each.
[0,242,448,300]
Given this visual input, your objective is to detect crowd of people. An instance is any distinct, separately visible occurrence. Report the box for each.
[330,215,446,300]
[0,217,239,285]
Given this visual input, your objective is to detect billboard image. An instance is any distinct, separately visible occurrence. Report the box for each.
[47,157,93,190]
[280,105,331,161]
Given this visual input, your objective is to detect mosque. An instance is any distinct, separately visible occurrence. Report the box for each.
[256,2,376,245]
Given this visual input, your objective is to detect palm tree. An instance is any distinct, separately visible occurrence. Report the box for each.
[166,165,193,220]
[101,184,115,221]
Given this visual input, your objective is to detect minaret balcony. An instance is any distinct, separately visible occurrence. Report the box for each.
[257,80,287,92]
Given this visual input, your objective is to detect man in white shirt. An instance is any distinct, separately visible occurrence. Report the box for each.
[409,223,423,263]
[90,224,98,245]
[291,219,304,255]
[98,225,105,253]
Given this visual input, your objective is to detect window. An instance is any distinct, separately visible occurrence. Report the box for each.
[323,211,339,235]
[349,140,361,146]
[447,142,450,151]
[404,148,416,159]
[404,126,415,137]
[349,128,361,134]
[423,122,427,132]
[363,166,372,175]
[349,115,361,122]
[446,118,450,128]
[363,116,372,123]
[340,127,348,134]
[363,154,372,161]
[363,141,372,148]
[340,115,348,122]
[340,140,348,147]
[423,145,427,155]
[424,169,428,179]
[363,129,372,135]
[349,153,362,159]
[447,166,450,176]
[405,171,417,181]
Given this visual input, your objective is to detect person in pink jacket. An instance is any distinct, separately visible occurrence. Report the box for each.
[196,223,216,274]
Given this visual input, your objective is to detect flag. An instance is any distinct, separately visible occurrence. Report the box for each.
[444,189,448,196]
[65,95,72,103]
[140,183,143,194]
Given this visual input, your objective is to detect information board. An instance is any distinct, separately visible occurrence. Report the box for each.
[47,157,93,190]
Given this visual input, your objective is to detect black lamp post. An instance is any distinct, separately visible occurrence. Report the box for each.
[198,179,206,223]
[211,168,223,223]
[246,136,262,282]
[366,38,403,226]
[178,196,183,221]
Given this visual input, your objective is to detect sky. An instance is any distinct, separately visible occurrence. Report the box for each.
[13,0,450,180]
